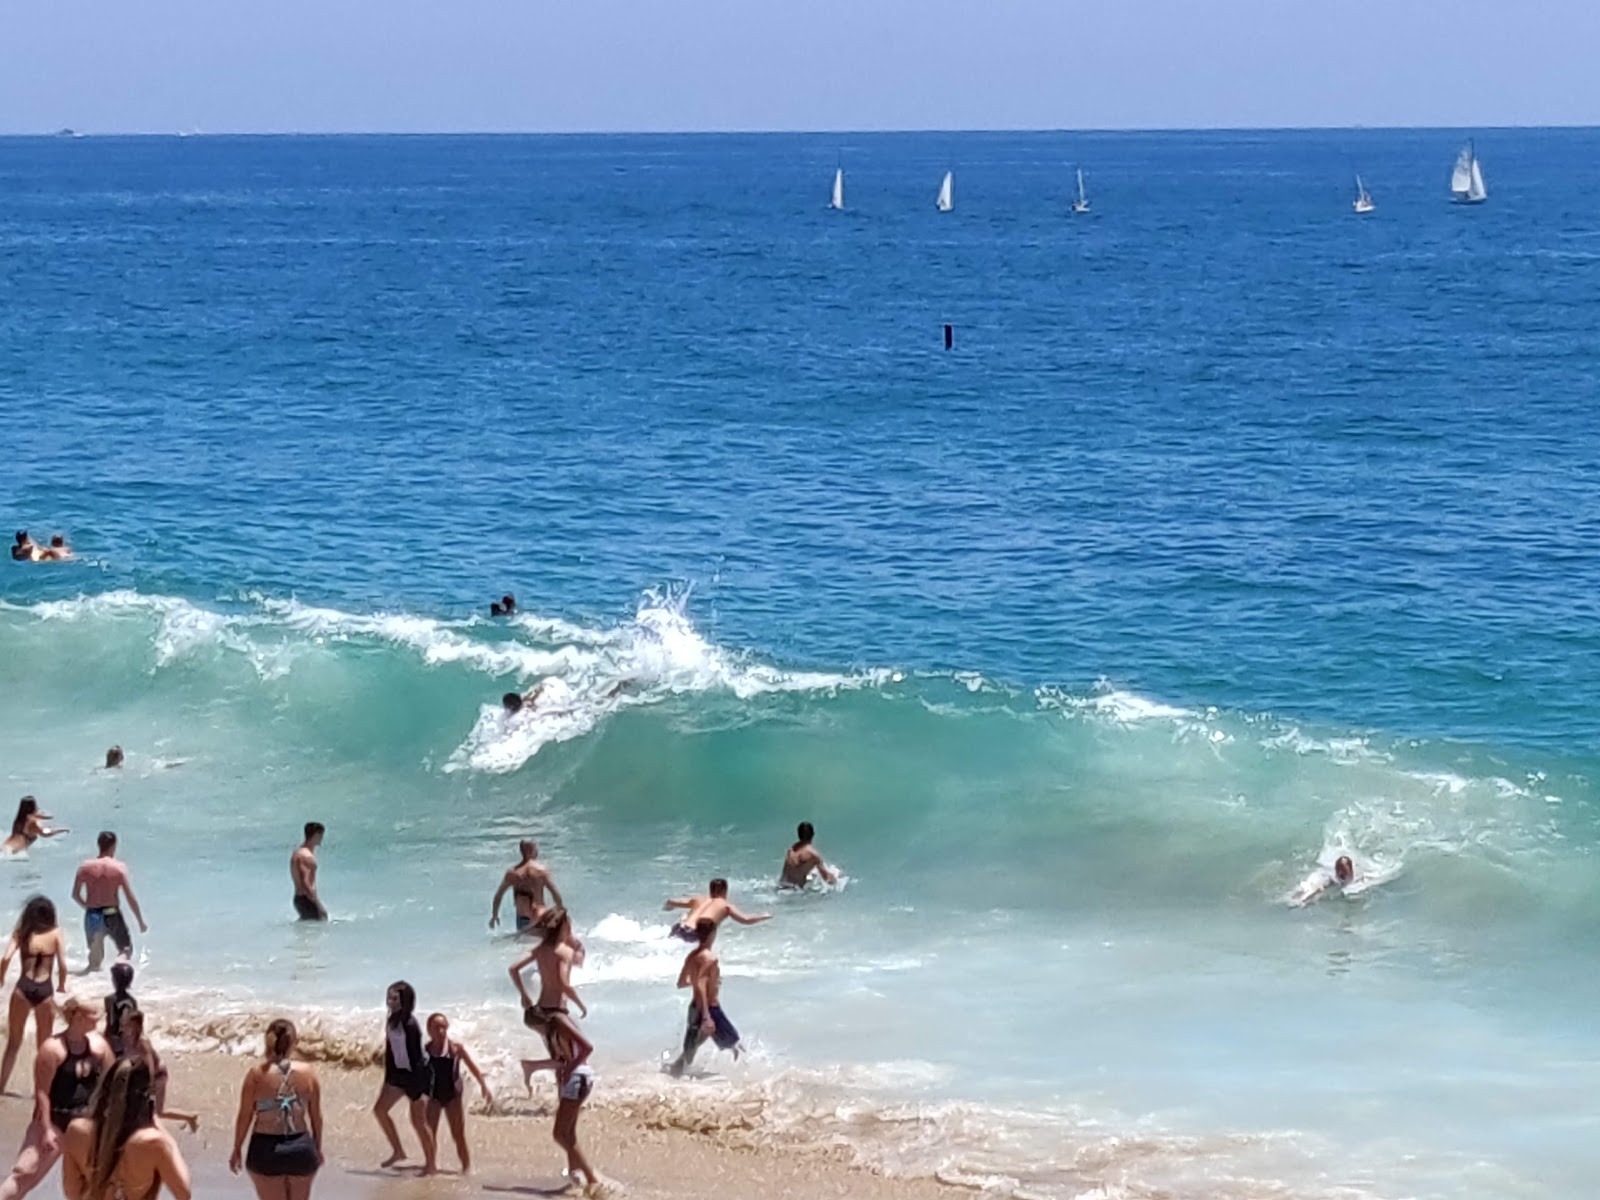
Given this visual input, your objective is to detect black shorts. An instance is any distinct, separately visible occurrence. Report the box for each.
[246,1132,320,1178]
[385,1067,427,1102]
[85,907,132,954]
[293,894,325,922]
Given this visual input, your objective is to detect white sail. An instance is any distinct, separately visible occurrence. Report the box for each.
[830,168,844,210]
[937,171,953,212]
[1072,168,1090,213]
[1354,174,1374,213]
[1468,157,1487,202]
[1450,147,1474,196]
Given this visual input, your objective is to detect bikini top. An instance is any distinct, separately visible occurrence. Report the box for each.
[254,1060,306,1132]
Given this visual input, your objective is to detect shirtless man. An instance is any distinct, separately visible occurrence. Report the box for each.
[669,919,740,1077]
[490,840,564,935]
[1289,855,1360,908]
[291,823,328,921]
[508,908,591,1093]
[39,536,72,562]
[663,878,770,942]
[72,832,148,971]
[779,821,838,889]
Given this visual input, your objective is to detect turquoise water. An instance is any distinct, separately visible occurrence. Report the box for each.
[4,130,1600,1198]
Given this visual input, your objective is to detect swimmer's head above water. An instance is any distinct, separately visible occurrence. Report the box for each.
[490,594,517,617]
[104,746,123,770]
[1335,856,1355,884]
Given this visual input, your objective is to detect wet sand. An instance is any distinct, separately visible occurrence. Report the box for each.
[0,1046,963,1199]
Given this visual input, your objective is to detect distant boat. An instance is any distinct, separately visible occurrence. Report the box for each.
[830,167,845,211]
[936,171,953,212]
[1451,141,1488,204]
[1353,175,1375,214]
[1071,168,1090,214]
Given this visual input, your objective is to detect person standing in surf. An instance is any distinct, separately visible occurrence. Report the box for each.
[779,822,838,889]
[489,840,565,935]
[71,833,147,971]
[372,981,435,1175]
[0,897,68,1094]
[663,878,771,942]
[669,918,740,1077]
[290,824,327,922]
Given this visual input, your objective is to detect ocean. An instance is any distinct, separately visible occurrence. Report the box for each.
[3,128,1600,1199]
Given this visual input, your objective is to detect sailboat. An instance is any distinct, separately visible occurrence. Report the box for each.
[936,170,953,212]
[829,167,845,211]
[1071,168,1090,214]
[1353,174,1375,214]
[1450,141,1487,205]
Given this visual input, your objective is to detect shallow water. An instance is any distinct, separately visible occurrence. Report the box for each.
[3,130,1600,1198]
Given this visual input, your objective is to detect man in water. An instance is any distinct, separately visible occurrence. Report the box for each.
[71,831,148,970]
[779,821,838,889]
[669,918,740,1077]
[1289,855,1360,907]
[103,747,123,770]
[501,684,546,716]
[39,535,72,562]
[292,822,328,921]
[9,532,37,562]
[490,839,565,935]
[663,878,770,942]
[490,594,517,617]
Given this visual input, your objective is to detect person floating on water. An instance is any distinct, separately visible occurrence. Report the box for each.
[669,918,740,1077]
[501,684,545,716]
[1289,855,1362,907]
[779,821,838,889]
[3,798,68,856]
[291,823,328,922]
[663,878,770,942]
[9,533,35,562]
[40,536,71,562]
[490,839,565,935]
[72,832,148,971]
[103,747,123,771]
[489,594,517,618]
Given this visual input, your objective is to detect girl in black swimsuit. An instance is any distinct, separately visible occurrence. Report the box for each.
[0,895,66,1094]
[422,1012,493,1174]
[373,981,437,1175]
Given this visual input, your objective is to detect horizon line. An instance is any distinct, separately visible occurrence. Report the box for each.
[5,122,1599,140]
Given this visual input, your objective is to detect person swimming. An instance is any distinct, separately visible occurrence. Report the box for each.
[1289,854,1361,907]
[40,535,72,562]
[9,532,36,562]
[501,684,545,716]
[104,746,124,770]
[779,822,839,889]
[3,796,68,855]
[490,594,517,617]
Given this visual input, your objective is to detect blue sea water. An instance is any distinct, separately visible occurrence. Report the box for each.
[2,129,1600,1199]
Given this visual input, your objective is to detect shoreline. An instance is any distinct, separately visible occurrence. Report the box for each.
[0,1044,967,1199]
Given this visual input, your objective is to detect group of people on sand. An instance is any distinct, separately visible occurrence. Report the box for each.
[9,532,71,563]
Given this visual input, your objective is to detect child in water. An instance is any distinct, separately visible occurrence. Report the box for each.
[422,1012,493,1174]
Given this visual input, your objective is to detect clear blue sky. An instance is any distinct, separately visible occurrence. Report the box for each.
[4,0,1597,134]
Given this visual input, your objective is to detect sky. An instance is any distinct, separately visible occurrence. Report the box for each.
[3,0,1599,135]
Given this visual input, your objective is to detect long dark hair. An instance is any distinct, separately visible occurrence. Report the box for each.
[13,895,56,945]
[386,980,416,1026]
[86,1057,156,1200]
[535,906,570,948]
[10,797,38,838]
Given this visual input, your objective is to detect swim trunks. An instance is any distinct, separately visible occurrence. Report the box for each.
[685,1003,740,1051]
[292,894,325,922]
[669,923,699,943]
[84,907,132,955]
[516,913,532,933]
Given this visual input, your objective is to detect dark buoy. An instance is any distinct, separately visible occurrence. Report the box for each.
[943,323,953,350]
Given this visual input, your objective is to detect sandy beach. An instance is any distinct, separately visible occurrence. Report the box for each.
[0,1043,964,1200]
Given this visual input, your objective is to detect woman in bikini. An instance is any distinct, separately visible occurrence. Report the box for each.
[62,1056,191,1199]
[422,1012,493,1174]
[230,1019,322,1200]
[0,895,68,1093]
[2,797,69,856]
